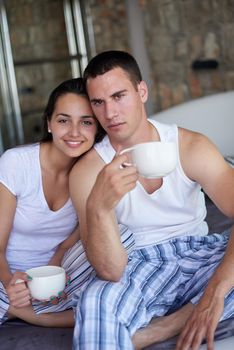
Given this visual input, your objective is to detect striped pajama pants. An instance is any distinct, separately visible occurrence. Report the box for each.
[73,229,234,350]
[0,225,134,325]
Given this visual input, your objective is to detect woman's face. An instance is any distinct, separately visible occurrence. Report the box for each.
[48,93,97,158]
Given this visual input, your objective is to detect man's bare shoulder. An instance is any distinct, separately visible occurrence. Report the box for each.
[69,148,106,203]
[71,148,105,179]
[177,127,220,167]
[178,127,209,150]
[177,126,229,183]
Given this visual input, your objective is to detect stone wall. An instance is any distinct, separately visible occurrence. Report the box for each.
[89,0,129,52]
[1,0,72,145]
[5,0,71,118]
[1,0,234,146]
[89,0,234,113]
[140,0,234,112]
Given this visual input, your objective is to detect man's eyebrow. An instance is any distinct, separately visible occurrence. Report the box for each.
[90,98,102,103]
[90,89,127,103]
[111,89,127,97]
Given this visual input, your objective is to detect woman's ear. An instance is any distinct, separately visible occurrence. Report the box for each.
[138,81,148,103]
[47,121,51,133]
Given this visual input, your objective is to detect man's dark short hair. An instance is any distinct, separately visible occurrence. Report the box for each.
[83,50,142,89]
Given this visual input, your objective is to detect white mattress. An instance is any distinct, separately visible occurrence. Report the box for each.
[200,336,234,349]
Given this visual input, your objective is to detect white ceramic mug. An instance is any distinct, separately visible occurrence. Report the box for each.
[25,265,66,301]
[120,141,177,178]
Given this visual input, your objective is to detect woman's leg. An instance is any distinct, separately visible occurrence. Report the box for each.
[2,227,134,327]
[7,305,74,327]
[1,241,93,327]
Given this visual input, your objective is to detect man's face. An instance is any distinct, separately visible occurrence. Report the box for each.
[86,67,148,147]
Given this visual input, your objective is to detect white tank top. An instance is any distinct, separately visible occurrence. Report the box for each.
[94,120,208,248]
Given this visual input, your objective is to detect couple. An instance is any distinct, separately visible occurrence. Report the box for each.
[0,51,234,350]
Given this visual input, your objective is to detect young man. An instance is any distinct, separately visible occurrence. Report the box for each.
[69,50,234,350]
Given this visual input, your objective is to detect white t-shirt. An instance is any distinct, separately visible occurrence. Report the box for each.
[0,143,78,271]
[94,120,208,248]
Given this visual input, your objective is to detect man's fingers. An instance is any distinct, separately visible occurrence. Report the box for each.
[190,328,206,350]
[113,153,131,167]
[176,318,206,350]
[206,322,216,350]
[176,323,195,350]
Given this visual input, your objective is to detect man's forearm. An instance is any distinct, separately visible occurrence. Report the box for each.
[205,226,234,296]
[85,204,128,281]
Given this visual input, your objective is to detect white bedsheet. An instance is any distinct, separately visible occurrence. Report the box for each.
[200,336,234,349]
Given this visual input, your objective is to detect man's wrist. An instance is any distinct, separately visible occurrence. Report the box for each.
[205,273,234,298]
[87,197,110,218]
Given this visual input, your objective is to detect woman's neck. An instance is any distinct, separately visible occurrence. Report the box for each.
[39,142,76,175]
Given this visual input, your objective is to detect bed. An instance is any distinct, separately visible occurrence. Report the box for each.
[0,196,233,350]
[1,91,234,349]
[145,90,234,349]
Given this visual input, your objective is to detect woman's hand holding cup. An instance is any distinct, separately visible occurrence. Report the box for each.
[6,271,32,308]
[25,265,66,303]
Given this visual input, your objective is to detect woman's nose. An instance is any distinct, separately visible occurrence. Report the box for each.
[69,124,81,137]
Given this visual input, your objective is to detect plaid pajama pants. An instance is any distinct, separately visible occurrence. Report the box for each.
[73,229,234,350]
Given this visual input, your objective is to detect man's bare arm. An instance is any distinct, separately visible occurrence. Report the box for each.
[177,128,234,349]
[176,224,234,350]
[69,149,138,281]
[180,128,234,218]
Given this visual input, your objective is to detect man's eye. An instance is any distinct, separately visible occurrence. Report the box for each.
[114,94,124,100]
[92,100,103,106]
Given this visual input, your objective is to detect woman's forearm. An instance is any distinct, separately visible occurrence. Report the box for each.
[48,248,66,266]
[0,252,13,287]
[48,227,80,266]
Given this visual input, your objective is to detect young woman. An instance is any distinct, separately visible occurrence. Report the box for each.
[0,78,105,327]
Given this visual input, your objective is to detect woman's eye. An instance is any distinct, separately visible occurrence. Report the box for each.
[58,119,67,124]
[82,120,93,126]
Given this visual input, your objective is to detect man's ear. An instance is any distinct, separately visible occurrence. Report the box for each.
[138,81,148,103]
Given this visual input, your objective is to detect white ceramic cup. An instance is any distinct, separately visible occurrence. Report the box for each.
[120,141,177,178]
[25,265,66,301]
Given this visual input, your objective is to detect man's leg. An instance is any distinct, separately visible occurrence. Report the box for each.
[73,277,136,350]
[132,303,194,349]
[73,245,187,350]
[73,233,232,349]
[132,231,234,349]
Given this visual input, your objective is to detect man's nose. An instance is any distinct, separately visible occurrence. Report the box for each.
[105,101,118,120]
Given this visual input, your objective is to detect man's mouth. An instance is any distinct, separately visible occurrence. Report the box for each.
[108,122,125,129]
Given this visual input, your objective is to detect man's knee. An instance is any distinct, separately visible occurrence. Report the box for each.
[78,279,115,312]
